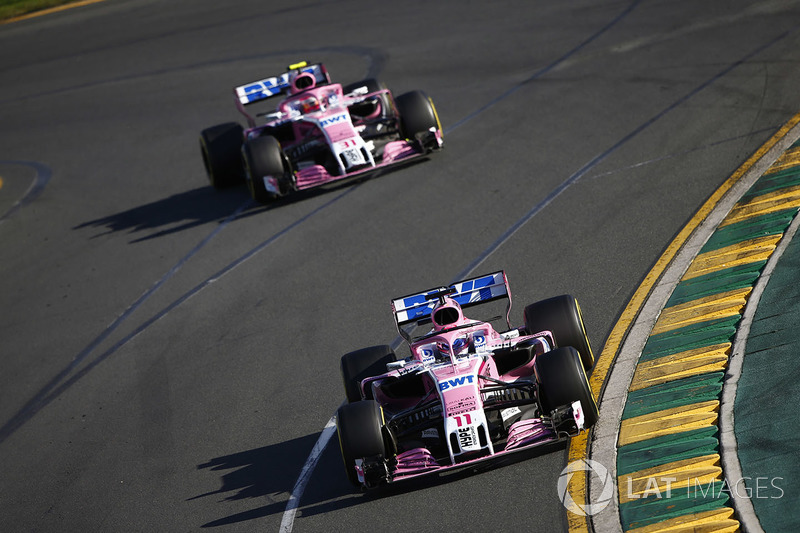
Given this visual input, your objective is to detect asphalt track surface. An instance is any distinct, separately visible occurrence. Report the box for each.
[2,1,800,531]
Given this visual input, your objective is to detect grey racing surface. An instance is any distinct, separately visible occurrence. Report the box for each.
[2,1,800,531]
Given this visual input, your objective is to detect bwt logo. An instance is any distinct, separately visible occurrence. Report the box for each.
[320,113,348,127]
[439,375,475,391]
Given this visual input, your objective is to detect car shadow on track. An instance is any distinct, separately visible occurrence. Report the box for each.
[71,163,419,243]
[191,431,566,528]
[299,436,567,520]
[73,185,255,242]
[190,432,323,528]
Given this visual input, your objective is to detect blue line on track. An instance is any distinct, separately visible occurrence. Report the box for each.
[0,185,361,444]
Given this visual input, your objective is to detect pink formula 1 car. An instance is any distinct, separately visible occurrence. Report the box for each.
[336,271,598,489]
[199,61,443,203]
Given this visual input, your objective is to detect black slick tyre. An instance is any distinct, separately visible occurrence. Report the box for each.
[523,295,595,371]
[535,346,599,428]
[340,345,396,403]
[394,90,441,140]
[200,122,244,188]
[336,400,388,486]
[242,135,288,203]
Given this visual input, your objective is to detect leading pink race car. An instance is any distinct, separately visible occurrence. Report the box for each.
[336,271,599,489]
[199,61,443,203]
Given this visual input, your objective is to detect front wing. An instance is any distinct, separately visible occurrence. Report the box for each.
[293,129,443,191]
[355,401,585,488]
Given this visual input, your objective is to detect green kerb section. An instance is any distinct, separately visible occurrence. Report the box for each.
[702,209,796,252]
[639,316,739,363]
[734,217,800,532]
[619,481,730,531]
[621,372,724,419]
[666,262,764,306]
[617,426,719,476]
[614,136,800,532]
[739,165,800,202]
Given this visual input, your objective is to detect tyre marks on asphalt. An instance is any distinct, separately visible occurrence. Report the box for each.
[0,185,362,445]
[0,160,52,224]
[0,46,389,442]
[606,136,800,532]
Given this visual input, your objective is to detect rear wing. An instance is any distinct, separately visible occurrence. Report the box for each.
[391,271,512,340]
[233,62,330,126]
[234,62,330,106]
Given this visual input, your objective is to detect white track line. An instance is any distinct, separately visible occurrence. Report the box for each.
[279,416,338,533]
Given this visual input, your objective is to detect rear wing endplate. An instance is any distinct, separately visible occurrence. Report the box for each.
[391,271,512,340]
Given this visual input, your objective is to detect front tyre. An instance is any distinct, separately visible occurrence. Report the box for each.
[200,123,244,188]
[395,90,442,147]
[336,400,389,487]
[524,295,595,371]
[535,346,599,428]
[242,135,290,203]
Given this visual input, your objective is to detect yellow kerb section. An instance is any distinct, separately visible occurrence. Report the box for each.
[764,146,800,174]
[681,235,781,280]
[629,343,731,391]
[1,0,107,25]
[650,288,751,336]
[566,111,800,533]
[618,454,722,504]
[619,401,719,446]
[720,185,800,227]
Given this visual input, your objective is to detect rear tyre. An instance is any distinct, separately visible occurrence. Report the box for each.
[535,347,598,428]
[336,400,388,486]
[242,135,289,203]
[340,345,396,403]
[200,123,244,188]
[395,90,442,141]
[523,295,594,371]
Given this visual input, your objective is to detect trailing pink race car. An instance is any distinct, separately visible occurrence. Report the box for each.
[199,61,443,202]
[336,271,598,489]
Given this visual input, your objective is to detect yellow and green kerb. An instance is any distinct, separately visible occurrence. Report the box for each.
[615,140,800,532]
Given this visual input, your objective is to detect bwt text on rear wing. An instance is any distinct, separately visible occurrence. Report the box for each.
[233,62,330,106]
[391,271,512,339]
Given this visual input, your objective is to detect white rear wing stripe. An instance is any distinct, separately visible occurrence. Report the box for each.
[392,271,511,327]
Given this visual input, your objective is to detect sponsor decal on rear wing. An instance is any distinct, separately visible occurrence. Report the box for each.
[392,271,512,333]
[234,62,330,105]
